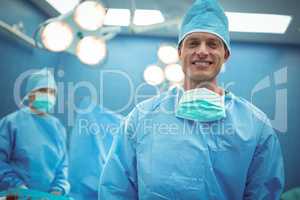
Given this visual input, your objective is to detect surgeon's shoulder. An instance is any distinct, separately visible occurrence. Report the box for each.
[0,109,31,131]
[124,91,168,128]
[133,91,168,118]
[2,109,25,123]
[232,93,270,124]
[122,92,167,138]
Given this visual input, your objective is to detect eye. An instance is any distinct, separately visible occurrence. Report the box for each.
[207,40,222,49]
[207,41,218,48]
[188,40,199,48]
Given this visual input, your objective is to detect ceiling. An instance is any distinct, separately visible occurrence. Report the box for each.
[32,0,300,45]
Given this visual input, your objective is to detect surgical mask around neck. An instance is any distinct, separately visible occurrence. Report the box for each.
[32,92,56,113]
[175,87,226,122]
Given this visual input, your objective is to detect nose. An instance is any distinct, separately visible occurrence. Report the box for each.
[194,42,209,57]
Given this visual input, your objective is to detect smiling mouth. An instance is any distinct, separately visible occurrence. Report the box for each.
[191,61,213,67]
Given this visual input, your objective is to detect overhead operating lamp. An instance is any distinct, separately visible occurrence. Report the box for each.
[73,1,106,31]
[157,44,179,65]
[35,0,120,66]
[143,64,165,86]
[40,20,74,52]
[164,63,184,83]
[143,43,184,87]
[76,36,106,65]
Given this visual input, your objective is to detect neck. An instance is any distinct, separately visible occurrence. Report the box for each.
[183,78,223,95]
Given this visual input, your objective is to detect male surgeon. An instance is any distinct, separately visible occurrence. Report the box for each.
[99,0,284,199]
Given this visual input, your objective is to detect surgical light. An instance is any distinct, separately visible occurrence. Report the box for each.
[76,36,106,65]
[74,1,106,31]
[144,65,165,86]
[133,9,165,26]
[164,64,184,83]
[104,9,131,26]
[157,45,179,64]
[45,0,80,14]
[226,12,292,34]
[41,21,73,52]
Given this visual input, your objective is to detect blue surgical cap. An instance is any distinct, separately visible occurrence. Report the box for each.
[178,0,231,55]
[24,68,57,99]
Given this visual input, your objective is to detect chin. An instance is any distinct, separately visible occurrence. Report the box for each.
[191,74,217,83]
[191,72,211,79]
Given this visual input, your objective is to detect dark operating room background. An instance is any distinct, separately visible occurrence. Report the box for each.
[0,0,300,192]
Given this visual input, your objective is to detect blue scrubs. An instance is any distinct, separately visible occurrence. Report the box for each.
[99,87,284,200]
[0,107,70,194]
[69,97,123,200]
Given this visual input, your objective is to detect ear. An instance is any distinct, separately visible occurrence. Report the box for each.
[224,49,230,61]
[178,47,182,58]
[28,94,35,104]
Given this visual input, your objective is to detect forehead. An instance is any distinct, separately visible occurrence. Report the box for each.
[184,32,222,42]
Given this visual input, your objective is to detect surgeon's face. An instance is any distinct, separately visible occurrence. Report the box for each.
[29,88,56,102]
[178,32,229,85]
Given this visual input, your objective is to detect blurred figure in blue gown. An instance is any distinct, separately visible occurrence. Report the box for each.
[68,97,123,200]
[0,68,70,196]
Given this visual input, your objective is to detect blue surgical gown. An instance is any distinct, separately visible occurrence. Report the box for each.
[69,97,123,200]
[99,87,284,200]
[0,107,70,194]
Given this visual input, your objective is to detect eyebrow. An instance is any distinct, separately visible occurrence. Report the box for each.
[185,37,200,42]
[185,39,222,48]
[207,38,223,45]
[185,36,222,42]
